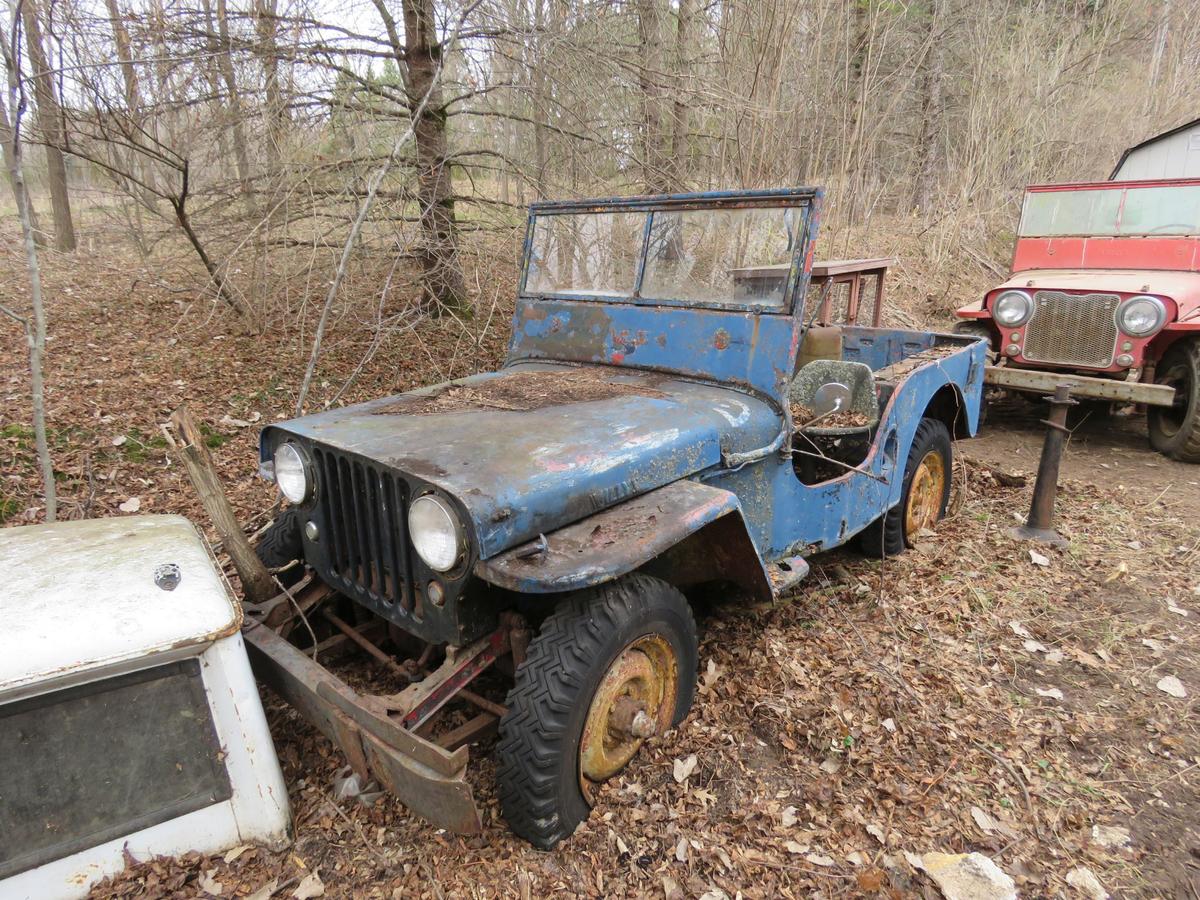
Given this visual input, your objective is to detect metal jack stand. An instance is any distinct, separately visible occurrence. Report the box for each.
[1007,383,1074,547]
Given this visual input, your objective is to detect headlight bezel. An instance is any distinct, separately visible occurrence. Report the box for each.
[408,493,465,574]
[273,441,313,505]
[1116,294,1168,338]
[992,289,1034,327]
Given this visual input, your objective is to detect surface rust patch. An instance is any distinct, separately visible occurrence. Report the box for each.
[373,367,668,415]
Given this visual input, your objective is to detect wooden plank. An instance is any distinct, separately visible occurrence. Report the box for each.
[165,405,275,603]
[985,366,1176,406]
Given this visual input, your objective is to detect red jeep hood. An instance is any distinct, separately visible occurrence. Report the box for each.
[958,269,1200,321]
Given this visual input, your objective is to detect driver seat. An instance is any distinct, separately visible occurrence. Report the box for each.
[789,359,880,428]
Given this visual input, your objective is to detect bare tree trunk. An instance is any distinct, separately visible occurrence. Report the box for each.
[0,90,44,246]
[401,0,467,312]
[667,0,692,190]
[20,0,75,251]
[912,0,945,214]
[0,15,55,521]
[214,0,256,213]
[254,0,288,168]
[104,0,139,111]
[636,0,669,193]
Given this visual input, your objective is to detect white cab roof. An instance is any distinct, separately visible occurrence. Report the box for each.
[0,515,241,693]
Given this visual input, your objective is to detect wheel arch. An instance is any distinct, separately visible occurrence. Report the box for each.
[473,480,774,605]
[923,382,972,440]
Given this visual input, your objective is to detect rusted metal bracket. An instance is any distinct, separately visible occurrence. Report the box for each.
[1007,383,1074,547]
[242,619,482,834]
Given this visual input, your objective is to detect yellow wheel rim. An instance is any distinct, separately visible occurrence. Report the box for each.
[904,449,946,537]
[579,635,677,799]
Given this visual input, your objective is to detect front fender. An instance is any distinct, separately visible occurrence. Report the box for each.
[474,479,772,601]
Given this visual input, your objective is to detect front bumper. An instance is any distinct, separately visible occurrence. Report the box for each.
[242,620,483,834]
[985,365,1175,407]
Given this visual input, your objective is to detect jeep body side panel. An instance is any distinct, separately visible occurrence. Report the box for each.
[474,479,772,600]
[705,331,985,558]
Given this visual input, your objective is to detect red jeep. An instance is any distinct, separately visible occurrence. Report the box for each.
[955,178,1200,461]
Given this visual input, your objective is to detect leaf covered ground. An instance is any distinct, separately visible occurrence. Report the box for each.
[1,243,1197,898]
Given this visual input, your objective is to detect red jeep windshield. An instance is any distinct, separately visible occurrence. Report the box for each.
[1020,183,1200,238]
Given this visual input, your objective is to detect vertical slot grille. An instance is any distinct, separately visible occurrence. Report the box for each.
[314,449,413,611]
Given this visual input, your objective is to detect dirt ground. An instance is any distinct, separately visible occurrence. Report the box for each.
[2,244,1198,898]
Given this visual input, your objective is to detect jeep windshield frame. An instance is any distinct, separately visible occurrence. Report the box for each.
[519,188,822,315]
[1019,178,1200,238]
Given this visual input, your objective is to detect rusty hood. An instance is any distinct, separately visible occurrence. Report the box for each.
[262,362,780,559]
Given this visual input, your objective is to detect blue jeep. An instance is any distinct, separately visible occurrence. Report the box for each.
[248,188,985,848]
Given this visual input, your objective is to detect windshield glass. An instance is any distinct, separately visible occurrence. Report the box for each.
[1020,184,1200,237]
[524,205,801,308]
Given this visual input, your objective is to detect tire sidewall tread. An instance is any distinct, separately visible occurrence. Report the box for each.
[496,573,698,849]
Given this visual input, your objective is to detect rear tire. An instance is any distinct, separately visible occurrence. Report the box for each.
[255,507,305,588]
[496,573,698,849]
[1148,340,1200,463]
[858,417,953,558]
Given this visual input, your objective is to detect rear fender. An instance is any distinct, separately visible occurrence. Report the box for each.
[474,480,773,603]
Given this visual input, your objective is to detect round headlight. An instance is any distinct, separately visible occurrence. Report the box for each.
[1117,295,1167,337]
[409,495,463,572]
[992,290,1033,327]
[273,442,311,504]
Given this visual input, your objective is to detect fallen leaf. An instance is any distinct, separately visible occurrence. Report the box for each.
[293,870,324,899]
[867,823,887,845]
[781,805,798,828]
[246,880,279,900]
[1044,649,1064,664]
[1166,600,1189,617]
[1090,824,1131,849]
[805,853,835,867]
[673,754,698,783]
[1066,866,1109,899]
[784,840,808,855]
[699,658,722,694]
[1029,550,1050,567]
[1036,686,1064,701]
[675,837,688,862]
[118,496,141,513]
[1104,561,1129,582]
[1022,639,1049,654]
[970,806,1000,835]
[198,869,223,897]
[856,869,885,891]
[223,844,253,864]
[1141,638,1166,653]
[1156,675,1187,698]
[1008,621,1033,640]
[1067,647,1105,669]
[819,756,842,774]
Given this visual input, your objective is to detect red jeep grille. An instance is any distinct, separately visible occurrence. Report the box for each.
[1021,291,1119,368]
[312,448,416,614]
